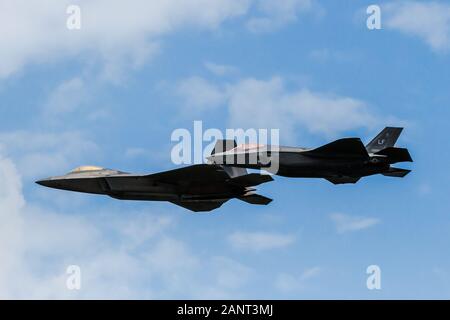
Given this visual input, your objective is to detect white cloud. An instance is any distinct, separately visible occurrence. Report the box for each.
[300,266,321,280]
[275,266,321,293]
[176,76,227,111]
[145,237,198,274]
[204,61,239,76]
[125,147,148,159]
[0,131,99,180]
[228,231,295,252]
[329,213,380,234]
[44,77,87,116]
[308,48,356,63]
[177,76,380,139]
[187,256,253,299]
[227,77,378,138]
[0,0,252,80]
[384,1,450,52]
[247,0,314,33]
[0,1,326,80]
[42,76,111,123]
[211,257,252,290]
[0,155,25,296]
[0,150,260,299]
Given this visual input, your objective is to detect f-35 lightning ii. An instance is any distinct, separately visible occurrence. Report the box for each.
[207,127,412,184]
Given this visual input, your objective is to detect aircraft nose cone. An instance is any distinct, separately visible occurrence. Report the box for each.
[35,179,54,188]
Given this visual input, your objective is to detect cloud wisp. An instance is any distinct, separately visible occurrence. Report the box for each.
[0,131,99,180]
[176,75,381,140]
[384,1,450,53]
[275,267,321,293]
[204,62,239,77]
[329,213,380,234]
[228,231,296,252]
[247,0,316,33]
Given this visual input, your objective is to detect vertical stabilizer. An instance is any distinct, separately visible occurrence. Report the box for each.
[366,127,403,153]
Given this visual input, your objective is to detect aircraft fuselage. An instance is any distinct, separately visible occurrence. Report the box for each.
[37,174,245,202]
[213,150,389,179]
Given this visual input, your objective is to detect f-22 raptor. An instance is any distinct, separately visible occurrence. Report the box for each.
[208,127,413,184]
[36,164,272,212]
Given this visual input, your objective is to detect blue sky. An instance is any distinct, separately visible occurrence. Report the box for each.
[0,0,449,299]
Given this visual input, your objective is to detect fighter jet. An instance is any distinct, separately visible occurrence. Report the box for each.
[208,127,412,184]
[36,164,273,212]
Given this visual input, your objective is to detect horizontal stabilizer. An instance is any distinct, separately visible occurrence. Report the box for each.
[229,173,273,187]
[325,176,361,185]
[170,199,229,212]
[304,138,368,158]
[375,147,413,163]
[382,167,411,177]
[238,193,272,205]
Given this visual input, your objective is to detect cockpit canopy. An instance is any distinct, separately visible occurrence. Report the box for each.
[70,166,104,174]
